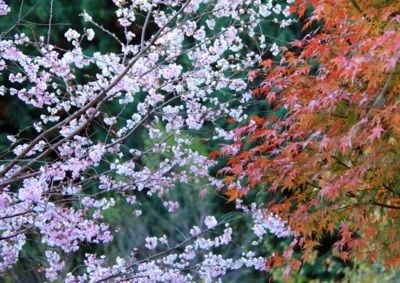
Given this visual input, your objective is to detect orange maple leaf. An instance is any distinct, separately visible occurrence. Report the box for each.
[224,187,240,203]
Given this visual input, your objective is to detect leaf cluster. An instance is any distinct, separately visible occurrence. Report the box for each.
[220,0,400,276]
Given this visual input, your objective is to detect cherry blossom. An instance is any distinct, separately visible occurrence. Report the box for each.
[0,0,296,280]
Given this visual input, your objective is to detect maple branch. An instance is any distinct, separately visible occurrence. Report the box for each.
[349,0,364,15]
[332,156,350,169]
[382,184,400,196]
[333,204,356,212]
[371,59,399,108]
[345,192,400,210]
[371,202,400,210]
[331,113,348,119]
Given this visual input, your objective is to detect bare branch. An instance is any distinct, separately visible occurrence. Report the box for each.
[141,6,153,50]
[47,0,53,45]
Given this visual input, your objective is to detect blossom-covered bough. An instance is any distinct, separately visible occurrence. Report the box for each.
[0,0,293,281]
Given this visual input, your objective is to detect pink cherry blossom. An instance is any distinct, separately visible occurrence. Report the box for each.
[0,0,295,281]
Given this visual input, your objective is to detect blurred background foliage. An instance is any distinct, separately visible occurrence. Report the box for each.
[1,1,395,282]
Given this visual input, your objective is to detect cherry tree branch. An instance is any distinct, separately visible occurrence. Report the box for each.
[0,1,192,183]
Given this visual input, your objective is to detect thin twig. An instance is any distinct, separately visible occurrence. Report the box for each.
[1,0,41,39]
[83,16,123,46]
[372,202,400,210]
[18,0,25,20]
[141,6,153,50]
[0,210,35,220]
[349,0,364,15]
[371,63,397,108]
[47,0,53,45]
[0,225,34,240]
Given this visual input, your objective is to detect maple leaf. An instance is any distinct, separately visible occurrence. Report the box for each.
[385,256,400,269]
[247,70,257,82]
[262,59,273,69]
[224,187,240,203]
[319,136,329,152]
[208,150,220,160]
[367,123,384,142]
[266,92,277,104]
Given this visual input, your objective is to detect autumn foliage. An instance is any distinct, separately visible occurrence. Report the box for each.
[219,0,400,272]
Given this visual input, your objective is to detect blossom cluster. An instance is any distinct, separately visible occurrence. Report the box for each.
[235,201,293,241]
[0,0,295,281]
[61,215,267,282]
[0,0,9,16]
